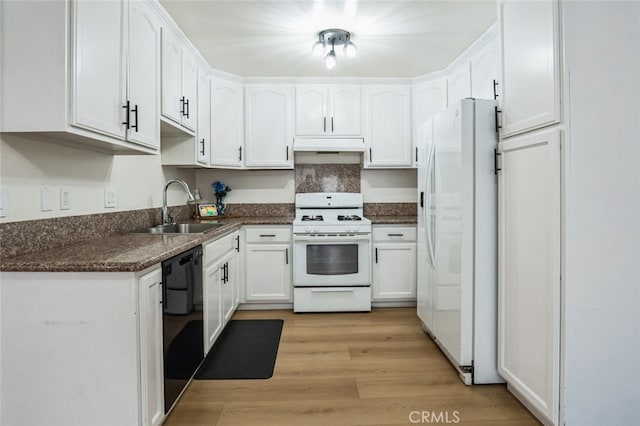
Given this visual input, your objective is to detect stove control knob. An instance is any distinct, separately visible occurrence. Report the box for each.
[305,226,313,233]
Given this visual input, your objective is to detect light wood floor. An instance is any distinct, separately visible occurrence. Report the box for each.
[164,308,539,426]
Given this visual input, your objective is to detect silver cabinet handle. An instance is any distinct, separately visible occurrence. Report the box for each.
[387,233,404,237]
[259,234,276,237]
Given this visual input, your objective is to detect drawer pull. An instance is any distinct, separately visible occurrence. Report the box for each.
[387,233,404,237]
[259,234,276,237]
[310,288,355,293]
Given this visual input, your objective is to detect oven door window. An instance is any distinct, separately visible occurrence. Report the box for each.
[306,244,358,275]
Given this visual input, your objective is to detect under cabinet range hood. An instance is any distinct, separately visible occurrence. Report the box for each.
[293,138,365,153]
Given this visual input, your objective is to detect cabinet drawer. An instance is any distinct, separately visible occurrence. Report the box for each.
[204,232,235,265]
[244,226,291,243]
[372,226,416,242]
[293,287,371,313]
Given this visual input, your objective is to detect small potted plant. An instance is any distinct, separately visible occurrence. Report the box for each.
[212,181,231,215]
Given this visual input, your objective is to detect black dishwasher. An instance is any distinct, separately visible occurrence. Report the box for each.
[162,245,204,413]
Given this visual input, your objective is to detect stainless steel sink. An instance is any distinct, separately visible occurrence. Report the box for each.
[132,222,224,234]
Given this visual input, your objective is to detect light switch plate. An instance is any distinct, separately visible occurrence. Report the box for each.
[60,188,70,210]
[104,188,116,208]
[41,186,53,212]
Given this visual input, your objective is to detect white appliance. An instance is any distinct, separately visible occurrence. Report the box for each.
[292,192,372,312]
[416,99,504,385]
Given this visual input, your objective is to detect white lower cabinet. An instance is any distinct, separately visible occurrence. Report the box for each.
[203,260,223,352]
[203,231,238,352]
[221,251,235,323]
[0,266,165,426]
[243,226,292,302]
[137,266,164,426]
[372,225,417,301]
[498,128,561,424]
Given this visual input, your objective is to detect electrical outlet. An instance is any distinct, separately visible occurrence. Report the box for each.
[41,186,53,212]
[60,188,70,210]
[104,188,116,208]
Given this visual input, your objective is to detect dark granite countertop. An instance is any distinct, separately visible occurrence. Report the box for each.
[0,216,293,273]
[0,214,415,272]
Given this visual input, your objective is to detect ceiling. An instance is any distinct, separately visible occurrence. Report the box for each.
[159,0,497,78]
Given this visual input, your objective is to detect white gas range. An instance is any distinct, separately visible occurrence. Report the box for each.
[292,193,372,313]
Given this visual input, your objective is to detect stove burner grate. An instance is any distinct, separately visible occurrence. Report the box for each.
[337,215,362,221]
[301,215,324,221]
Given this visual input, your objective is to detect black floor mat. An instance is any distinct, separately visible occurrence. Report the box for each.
[195,319,284,380]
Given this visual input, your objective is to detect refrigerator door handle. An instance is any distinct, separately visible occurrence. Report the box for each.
[425,143,436,267]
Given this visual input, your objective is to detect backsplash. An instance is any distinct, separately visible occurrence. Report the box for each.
[364,202,416,217]
[295,164,360,193]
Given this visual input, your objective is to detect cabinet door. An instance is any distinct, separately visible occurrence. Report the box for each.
[470,37,500,101]
[329,86,361,135]
[447,62,471,105]
[222,258,234,323]
[498,128,560,424]
[244,244,291,301]
[196,71,211,165]
[373,243,417,300]
[161,29,182,124]
[412,79,447,167]
[204,262,222,352]
[127,0,160,149]
[499,0,560,137]
[138,267,164,426]
[210,78,244,168]
[71,0,126,139]
[231,241,241,308]
[295,86,327,135]
[366,86,412,167]
[181,51,198,131]
[244,85,293,168]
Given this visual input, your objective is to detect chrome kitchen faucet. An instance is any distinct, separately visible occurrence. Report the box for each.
[162,179,195,225]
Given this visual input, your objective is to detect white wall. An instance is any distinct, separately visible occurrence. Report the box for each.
[562,2,640,424]
[195,166,417,204]
[0,134,195,222]
[195,169,295,204]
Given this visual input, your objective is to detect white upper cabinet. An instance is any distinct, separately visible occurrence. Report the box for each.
[72,0,126,141]
[126,0,161,149]
[210,78,244,168]
[412,78,447,167]
[328,86,362,135]
[1,0,159,154]
[295,85,361,136]
[470,37,500,101]
[364,85,412,168]
[196,70,211,165]
[447,62,472,105]
[499,0,561,137]
[161,29,197,132]
[244,85,293,169]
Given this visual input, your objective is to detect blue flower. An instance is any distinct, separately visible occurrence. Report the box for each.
[212,181,231,198]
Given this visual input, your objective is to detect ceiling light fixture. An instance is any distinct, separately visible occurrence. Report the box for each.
[312,28,357,69]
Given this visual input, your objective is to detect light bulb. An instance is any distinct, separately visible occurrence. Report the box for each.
[312,40,325,57]
[324,49,337,69]
[343,41,357,58]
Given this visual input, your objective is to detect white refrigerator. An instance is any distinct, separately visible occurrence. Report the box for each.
[416,98,503,385]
